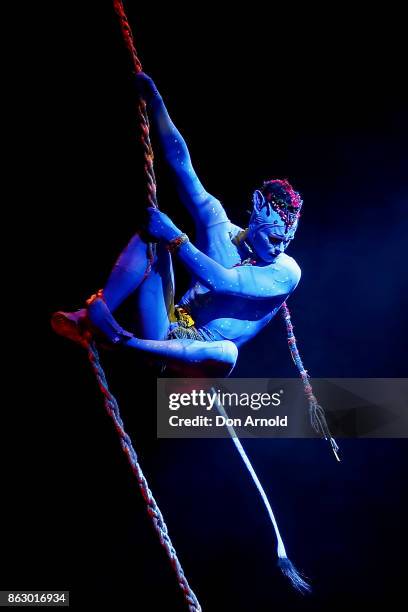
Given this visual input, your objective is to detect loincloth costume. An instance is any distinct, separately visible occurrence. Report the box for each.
[166,306,219,342]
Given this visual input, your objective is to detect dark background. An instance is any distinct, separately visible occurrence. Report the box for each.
[4,2,407,610]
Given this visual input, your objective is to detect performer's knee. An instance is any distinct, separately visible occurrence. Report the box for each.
[206,340,238,376]
[220,341,238,367]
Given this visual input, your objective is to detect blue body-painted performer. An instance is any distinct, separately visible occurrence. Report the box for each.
[53,73,303,378]
[52,72,334,594]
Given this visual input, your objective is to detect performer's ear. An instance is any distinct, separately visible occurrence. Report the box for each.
[252,190,265,211]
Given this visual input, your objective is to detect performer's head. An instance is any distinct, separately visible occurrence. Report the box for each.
[248,179,302,263]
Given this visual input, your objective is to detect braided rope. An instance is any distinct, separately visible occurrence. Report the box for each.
[113,0,157,279]
[138,100,158,209]
[69,2,202,608]
[137,99,157,278]
[113,0,142,73]
[86,340,202,611]
[281,302,340,461]
[231,232,339,460]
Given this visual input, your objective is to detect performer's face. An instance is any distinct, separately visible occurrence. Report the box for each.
[250,226,290,263]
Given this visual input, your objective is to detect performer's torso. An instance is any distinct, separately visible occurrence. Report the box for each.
[179,222,290,347]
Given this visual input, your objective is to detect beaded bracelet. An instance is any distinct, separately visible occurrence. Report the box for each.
[167,233,189,254]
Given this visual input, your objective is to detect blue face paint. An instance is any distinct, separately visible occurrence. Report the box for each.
[248,225,291,263]
[248,190,298,262]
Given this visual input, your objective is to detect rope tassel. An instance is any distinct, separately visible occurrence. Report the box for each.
[309,401,340,461]
[281,302,341,462]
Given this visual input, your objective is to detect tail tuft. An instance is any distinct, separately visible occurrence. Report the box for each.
[278,557,311,594]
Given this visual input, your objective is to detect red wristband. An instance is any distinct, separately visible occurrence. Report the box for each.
[166,233,189,254]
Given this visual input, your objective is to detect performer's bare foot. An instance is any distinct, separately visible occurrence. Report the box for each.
[51,292,133,349]
[86,293,134,345]
[51,309,91,348]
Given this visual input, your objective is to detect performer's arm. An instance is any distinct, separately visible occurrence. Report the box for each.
[177,240,300,299]
[135,73,228,227]
[147,209,300,299]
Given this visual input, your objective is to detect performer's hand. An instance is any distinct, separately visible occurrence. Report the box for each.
[134,72,161,103]
[146,208,181,242]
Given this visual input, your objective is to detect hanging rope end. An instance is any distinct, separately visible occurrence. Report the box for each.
[278,557,311,594]
[329,437,341,462]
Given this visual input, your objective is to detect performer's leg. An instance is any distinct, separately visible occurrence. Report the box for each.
[102,233,152,312]
[86,289,238,375]
[85,243,238,374]
[53,227,238,374]
[126,337,238,377]
[130,243,175,340]
[52,232,164,342]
